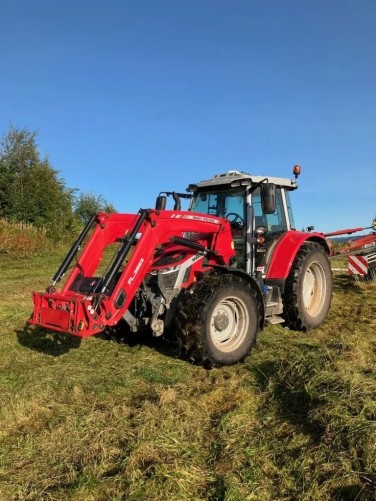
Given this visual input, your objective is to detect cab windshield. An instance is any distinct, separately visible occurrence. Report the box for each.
[190,187,245,221]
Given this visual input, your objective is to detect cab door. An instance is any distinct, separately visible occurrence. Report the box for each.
[251,187,291,274]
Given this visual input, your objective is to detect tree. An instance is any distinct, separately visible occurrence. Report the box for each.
[0,126,39,219]
[0,124,116,240]
[0,125,76,238]
[73,192,116,224]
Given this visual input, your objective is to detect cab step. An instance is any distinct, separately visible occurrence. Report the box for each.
[266,315,285,325]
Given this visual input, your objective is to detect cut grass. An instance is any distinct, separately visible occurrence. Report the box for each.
[0,252,375,500]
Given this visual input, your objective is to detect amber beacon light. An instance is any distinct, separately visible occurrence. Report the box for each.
[293,164,301,179]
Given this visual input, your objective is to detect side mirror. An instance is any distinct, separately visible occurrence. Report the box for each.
[155,196,166,210]
[261,183,276,214]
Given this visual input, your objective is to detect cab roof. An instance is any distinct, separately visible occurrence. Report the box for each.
[187,170,298,192]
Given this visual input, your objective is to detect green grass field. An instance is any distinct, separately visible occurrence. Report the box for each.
[0,252,375,500]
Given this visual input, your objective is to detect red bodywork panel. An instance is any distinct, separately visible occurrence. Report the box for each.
[29,210,235,337]
[266,230,329,280]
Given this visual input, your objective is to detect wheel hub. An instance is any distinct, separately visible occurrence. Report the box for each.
[303,262,326,315]
[213,311,230,331]
[209,297,250,351]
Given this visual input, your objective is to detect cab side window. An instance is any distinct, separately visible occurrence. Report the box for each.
[253,187,287,233]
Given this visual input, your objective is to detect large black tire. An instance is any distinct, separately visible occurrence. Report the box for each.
[176,272,260,366]
[283,242,332,331]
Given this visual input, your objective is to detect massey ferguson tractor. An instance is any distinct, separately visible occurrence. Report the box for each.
[29,166,333,365]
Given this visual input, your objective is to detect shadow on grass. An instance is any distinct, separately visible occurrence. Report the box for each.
[251,353,326,443]
[95,320,183,362]
[17,320,183,362]
[16,323,81,356]
[332,484,371,501]
[333,274,364,294]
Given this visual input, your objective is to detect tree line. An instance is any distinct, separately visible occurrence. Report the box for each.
[0,125,115,239]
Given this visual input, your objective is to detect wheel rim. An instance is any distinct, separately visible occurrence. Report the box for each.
[209,296,249,353]
[302,261,327,317]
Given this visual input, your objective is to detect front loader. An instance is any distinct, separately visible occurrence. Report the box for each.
[29,167,332,365]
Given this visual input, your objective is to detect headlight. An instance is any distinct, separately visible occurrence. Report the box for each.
[255,226,268,236]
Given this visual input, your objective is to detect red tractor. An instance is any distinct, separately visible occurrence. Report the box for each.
[29,167,332,365]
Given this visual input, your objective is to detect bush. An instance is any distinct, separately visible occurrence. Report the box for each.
[0,218,47,255]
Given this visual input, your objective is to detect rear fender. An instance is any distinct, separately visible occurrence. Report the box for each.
[266,231,329,280]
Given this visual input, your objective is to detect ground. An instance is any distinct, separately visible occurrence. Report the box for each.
[0,252,375,500]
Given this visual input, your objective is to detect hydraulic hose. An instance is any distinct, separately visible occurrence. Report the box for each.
[52,213,96,286]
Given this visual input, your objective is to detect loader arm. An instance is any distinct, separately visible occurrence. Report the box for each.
[29,209,235,337]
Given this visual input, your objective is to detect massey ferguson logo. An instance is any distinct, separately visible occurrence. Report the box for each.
[182,214,219,224]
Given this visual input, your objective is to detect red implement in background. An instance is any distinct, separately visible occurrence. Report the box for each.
[325,218,376,280]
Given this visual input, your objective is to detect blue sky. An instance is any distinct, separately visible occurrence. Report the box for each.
[1,0,375,233]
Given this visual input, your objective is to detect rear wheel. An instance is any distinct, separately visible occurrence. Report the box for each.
[283,242,332,331]
[176,272,259,365]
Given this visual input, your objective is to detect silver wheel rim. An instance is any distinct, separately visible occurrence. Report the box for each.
[209,296,249,353]
[302,261,327,316]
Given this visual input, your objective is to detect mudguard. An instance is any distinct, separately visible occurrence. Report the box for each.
[266,231,329,280]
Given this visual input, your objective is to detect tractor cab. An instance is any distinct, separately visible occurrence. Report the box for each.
[188,169,299,274]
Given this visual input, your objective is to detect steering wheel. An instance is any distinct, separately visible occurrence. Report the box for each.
[225,212,245,230]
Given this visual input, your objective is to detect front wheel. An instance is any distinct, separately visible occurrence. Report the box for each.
[176,273,260,366]
[283,242,332,331]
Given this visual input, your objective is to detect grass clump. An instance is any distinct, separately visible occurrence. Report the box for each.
[252,348,376,499]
